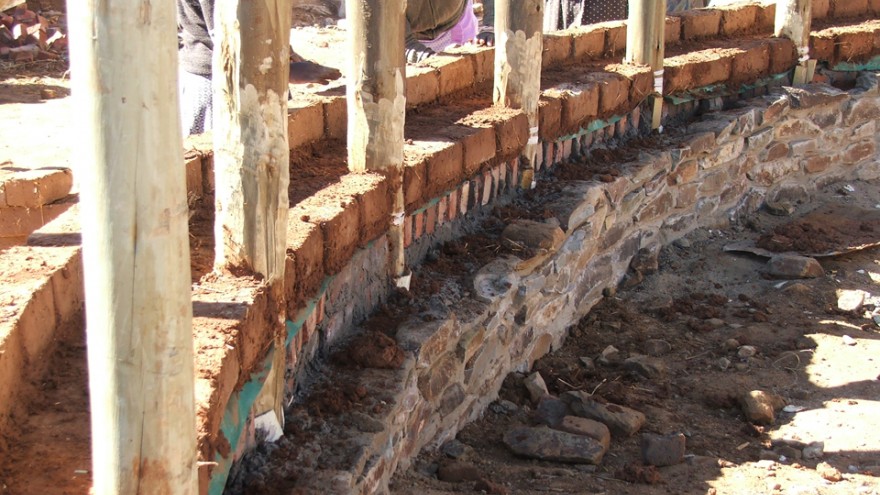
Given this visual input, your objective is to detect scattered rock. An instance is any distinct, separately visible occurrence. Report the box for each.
[766,254,824,279]
[474,478,508,494]
[674,238,692,249]
[490,400,520,415]
[597,345,622,366]
[562,391,646,437]
[782,282,812,295]
[534,396,570,427]
[740,390,785,424]
[765,200,796,216]
[816,462,842,482]
[734,362,749,371]
[737,345,758,359]
[623,355,667,379]
[723,338,741,352]
[707,318,726,328]
[440,440,468,459]
[717,357,731,371]
[842,335,857,346]
[524,372,549,403]
[503,425,606,464]
[802,441,825,459]
[837,289,868,312]
[579,356,597,372]
[617,463,663,484]
[775,446,802,460]
[555,416,611,449]
[437,462,482,483]
[643,339,672,357]
[641,432,686,467]
[348,331,405,369]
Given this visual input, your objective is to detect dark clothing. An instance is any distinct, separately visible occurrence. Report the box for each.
[406,0,494,45]
[177,0,214,77]
[544,0,626,31]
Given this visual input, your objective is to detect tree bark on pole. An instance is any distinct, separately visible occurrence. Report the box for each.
[775,0,813,84]
[494,0,543,189]
[214,0,292,427]
[626,0,667,130]
[68,0,197,492]
[345,0,408,282]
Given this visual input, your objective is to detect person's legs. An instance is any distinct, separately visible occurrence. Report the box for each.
[179,70,213,136]
[419,0,479,52]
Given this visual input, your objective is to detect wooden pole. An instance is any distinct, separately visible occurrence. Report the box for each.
[68,0,197,492]
[626,0,667,130]
[345,0,408,283]
[214,0,292,427]
[775,0,813,84]
[494,0,543,189]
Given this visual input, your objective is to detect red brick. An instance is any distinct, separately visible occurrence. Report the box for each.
[602,21,627,58]
[802,155,831,174]
[690,50,734,88]
[447,189,459,221]
[625,67,653,101]
[403,145,427,212]
[304,186,361,275]
[663,58,692,94]
[288,99,325,149]
[560,83,600,132]
[494,112,529,161]
[756,3,776,32]
[719,5,759,36]
[810,34,836,62]
[339,173,391,246]
[767,38,797,75]
[588,72,630,117]
[2,168,73,208]
[677,9,722,40]
[437,196,447,227]
[424,139,464,198]
[538,95,562,141]
[814,0,831,18]
[413,211,425,239]
[425,204,437,235]
[0,202,73,237]
[871,0,880,14]
[460,126,496,177]
[572,25,605,59]
[425,54,475,97]
[830,0,869,17]
[543,32,572,68]
[731,41,770,84]
[837,31,875,62]
[665,16,682,45]
[184,154,204,197]
[405,65,440,107]
[446,45,493,83]
[285,216,324,309]
[323,95,347,140]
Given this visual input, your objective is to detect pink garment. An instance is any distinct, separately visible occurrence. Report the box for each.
[419,0,479,52]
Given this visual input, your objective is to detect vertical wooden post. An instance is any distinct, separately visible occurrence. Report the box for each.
[345,0,408,282]
[214,0,292,426]
[627,0,667,130]
[775,0,813,84]
[494,0,543,189]
[68,0,197,492]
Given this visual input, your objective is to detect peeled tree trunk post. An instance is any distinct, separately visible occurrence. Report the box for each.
[214,0,292,431]
[775,0,813,84]
[67,0,197,492]
[494,0,543,189]
[626,0,667,130]
[345,0,408,283]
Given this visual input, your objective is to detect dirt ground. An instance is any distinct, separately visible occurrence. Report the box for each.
[390,178,880,495]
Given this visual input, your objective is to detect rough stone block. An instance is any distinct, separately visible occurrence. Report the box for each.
[677,9,722,40]
[543,32,572,68]
[802,155,831,174]
[668,159,698,185]
[843,141,876,165]
[288,100,324,149]
[504,425,606,464]
[642,433,686,467]
[562,391,646,437]
[556,416,611,450]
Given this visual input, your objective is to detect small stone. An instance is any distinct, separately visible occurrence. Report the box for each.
[437,462,482,482]
[597,345,622,366]
[490,400,519,415]
[674,238,692,249]
[767,481,782,491]
[737,345,758,359]
[717,357,731,371]
[783,283,812,295]
[579,356,596,372]
[503,425,607,464]
[740,390,786,424]
[842,335,857,346]
[562,391,646,437]
[723,338,741,352]
[817,461,842,482]
[624,355,667,379]
[440,440,468,459]
[644,339,672,357]
[534,396,570,427]
[524,372,549,403]
[765,200,795,216]
[734,363,749,371]
[795,336,817,349]
[775,446,802,460]
[555,416,611,449]
[641,432,686,467]
[802,441,824,459]
[766,254,824,279]
[707,318,726,328]
[474,478,508,495]
[837,289,868,312]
